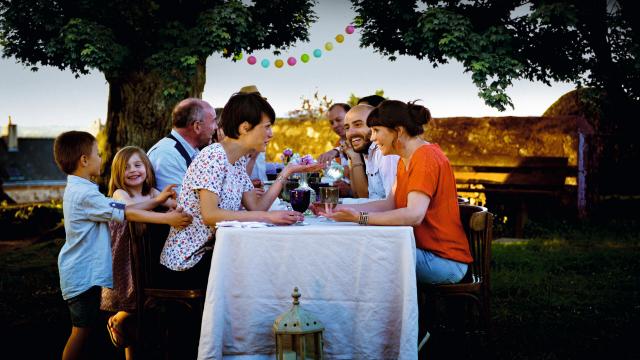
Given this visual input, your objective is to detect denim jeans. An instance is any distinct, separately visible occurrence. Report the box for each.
[416,249,468,284]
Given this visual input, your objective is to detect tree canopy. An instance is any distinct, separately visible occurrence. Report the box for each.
[0,0,316,99]
[351,0,639,131]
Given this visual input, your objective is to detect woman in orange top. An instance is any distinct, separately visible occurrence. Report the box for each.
[322,100,472,284]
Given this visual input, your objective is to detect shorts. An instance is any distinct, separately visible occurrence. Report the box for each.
[66,286,101,328]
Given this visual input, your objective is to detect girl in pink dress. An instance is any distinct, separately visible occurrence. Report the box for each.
[102,146,184,358]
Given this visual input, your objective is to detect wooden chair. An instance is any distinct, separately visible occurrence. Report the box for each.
[417,204,493,355]
[129,223,205,359]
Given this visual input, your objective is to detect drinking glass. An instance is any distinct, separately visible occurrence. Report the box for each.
[289,189,311,214]
[309,182,330,202]
[316,186,339,218]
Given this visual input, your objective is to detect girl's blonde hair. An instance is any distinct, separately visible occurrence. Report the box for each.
[108,146,156,197]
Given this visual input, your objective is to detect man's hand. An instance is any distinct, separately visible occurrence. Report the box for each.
[317,149,339,165]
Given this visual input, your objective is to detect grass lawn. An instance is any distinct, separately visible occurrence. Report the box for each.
[1,219,639,359]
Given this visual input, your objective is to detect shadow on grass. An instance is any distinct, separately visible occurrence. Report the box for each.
[0,239,119,359]
[490,218,640,359]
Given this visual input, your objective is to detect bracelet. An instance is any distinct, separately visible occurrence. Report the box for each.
[358,211,369,225]
[275,175,287,183]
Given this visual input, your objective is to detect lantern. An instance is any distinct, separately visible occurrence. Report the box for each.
[273,287,324,360]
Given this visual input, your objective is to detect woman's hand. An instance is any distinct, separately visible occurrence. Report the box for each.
[267,210,304,225]
[282,162,324,177]
[320,207,359,223]
[166,207,193,229]
[156,184,177,203]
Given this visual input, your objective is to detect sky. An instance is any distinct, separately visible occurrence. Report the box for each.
[0,1,575,135]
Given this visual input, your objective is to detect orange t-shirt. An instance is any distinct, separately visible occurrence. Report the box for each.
[394,144,472,264]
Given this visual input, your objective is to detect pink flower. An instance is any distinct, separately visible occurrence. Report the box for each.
[283,148,294,157]
[301,154,316,165]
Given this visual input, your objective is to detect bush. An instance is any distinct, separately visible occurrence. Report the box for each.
[0,202,63,240]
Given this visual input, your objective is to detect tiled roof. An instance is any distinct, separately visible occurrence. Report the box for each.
[0,137,66,183]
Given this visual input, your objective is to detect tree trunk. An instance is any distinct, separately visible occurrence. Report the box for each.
[99,61,206,186]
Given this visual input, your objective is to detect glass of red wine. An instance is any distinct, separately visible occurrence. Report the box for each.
[289,189,311,224]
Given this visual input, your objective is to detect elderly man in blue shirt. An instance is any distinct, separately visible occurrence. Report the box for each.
[148,98,218,195]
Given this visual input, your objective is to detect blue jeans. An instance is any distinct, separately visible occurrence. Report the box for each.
[416,249,468,284]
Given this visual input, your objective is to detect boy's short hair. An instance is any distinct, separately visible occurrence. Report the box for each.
[54,131,96,174]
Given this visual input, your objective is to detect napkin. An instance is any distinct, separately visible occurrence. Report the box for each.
[216,221,273,228]
[269,198,291,211]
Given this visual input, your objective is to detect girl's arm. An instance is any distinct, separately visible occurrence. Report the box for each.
[120,185,177,210]
[326,191,430,226]
[150,188,177,209]
[199,189,301,225]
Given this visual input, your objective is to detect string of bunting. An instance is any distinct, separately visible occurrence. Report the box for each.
[232,24,355,69]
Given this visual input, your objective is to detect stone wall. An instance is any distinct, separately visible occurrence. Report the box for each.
[3,184,65,204]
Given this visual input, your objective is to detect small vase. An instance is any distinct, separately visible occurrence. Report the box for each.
[295,172,316,204]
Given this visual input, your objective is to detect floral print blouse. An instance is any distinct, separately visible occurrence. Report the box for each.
[160,143,254,271]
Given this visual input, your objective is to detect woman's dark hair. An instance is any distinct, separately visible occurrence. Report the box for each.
[221,92,276,139]
[366,100,431,137]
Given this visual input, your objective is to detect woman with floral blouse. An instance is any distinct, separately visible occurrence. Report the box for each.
[160,92,322,288]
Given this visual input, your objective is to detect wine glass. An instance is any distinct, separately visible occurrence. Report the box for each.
[316,186,339,220]
[290,189,311,213]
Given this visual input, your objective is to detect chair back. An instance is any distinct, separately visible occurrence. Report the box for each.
[458,204,493,286]
[129,223,171,302]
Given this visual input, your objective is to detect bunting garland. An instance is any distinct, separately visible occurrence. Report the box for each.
[237,24,355,69]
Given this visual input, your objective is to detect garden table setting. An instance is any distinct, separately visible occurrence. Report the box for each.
[197,212,419,360]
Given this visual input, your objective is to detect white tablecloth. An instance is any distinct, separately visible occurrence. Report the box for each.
[198,216,418,360]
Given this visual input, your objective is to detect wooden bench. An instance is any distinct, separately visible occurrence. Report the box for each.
[451,156,579,237]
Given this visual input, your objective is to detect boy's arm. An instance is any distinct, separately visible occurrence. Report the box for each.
[82,191,126,223]
[125,207,192,228]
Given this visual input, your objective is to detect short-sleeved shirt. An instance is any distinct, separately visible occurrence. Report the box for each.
[160,143,254,271]
[147,129,199,195]
[394,144,472,264]
[364,143,399,199]
[59,175,125,300]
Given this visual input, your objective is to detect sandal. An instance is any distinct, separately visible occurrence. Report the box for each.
[107,315,127,348]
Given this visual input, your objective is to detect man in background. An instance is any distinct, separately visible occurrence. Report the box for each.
[147,98,217,195]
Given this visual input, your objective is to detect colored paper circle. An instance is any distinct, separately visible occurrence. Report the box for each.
[301,53,310,63]
[313,49,322,58]
[261,59,270,68]
[346,25,355,34]
[275,59,284,68]
[287,57,297,66]
[233,52,243,61]
[335,34,344,43]
[247,56,257,65]
[324,42,333,51]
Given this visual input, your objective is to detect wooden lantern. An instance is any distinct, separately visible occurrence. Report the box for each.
[273,287,324,360]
